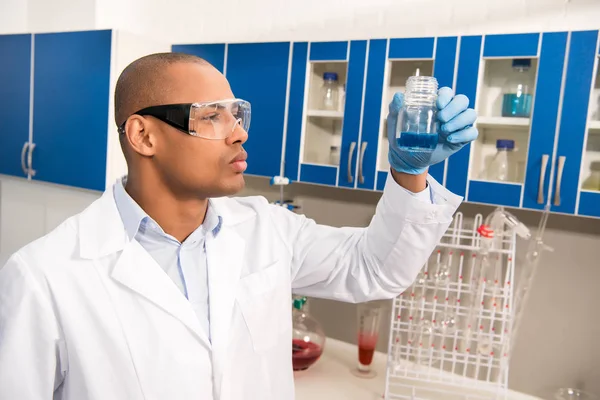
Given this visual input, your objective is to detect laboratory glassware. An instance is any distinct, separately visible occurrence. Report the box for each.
[291,297,325,371]
[582,161,600,191]
[354,301,382,378]
[329,145,340,165]
[501,59,533,118]
[554,388,598,400]
[485,139,516,182]
[395,73,439,153]
[320,72,339,111]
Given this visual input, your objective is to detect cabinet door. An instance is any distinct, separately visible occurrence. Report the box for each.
[560,30,600,218]
[171,43,226,73]
[0,34,32,178]
[369,37,458,191]
[226,42,291,178]
[32,30,112,191]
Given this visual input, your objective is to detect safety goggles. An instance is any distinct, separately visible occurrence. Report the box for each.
[118,98,251,140]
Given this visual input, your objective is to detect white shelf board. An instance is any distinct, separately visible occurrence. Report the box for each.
[476,116,530,129]
[588,120,600,134]
[306,109,344,119]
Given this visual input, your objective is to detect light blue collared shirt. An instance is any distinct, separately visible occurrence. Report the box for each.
[113,178,222,341]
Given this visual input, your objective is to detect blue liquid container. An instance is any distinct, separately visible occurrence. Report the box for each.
[502,93,532,117]
[397,132,438,152]
[501,59,533,118]
[396,75,438,153]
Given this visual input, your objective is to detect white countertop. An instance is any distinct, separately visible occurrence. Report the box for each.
[294,338,541,400]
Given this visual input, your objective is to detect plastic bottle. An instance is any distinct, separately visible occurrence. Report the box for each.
[320,72,339,111]
[502,59,533,118]
[395,74,438,153]
[582,161,600,191]
[486,139,515,182]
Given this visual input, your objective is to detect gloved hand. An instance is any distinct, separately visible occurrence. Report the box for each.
[387,87,478,175]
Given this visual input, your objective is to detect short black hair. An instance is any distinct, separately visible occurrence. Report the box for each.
[114,52,208,127]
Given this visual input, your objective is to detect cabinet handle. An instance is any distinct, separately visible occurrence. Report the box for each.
[537,154,549,204]
[21,142,29,176]
[358,141,368,184]
[347,141,357,183]
[553,156,566,207]
[28,142,36,177]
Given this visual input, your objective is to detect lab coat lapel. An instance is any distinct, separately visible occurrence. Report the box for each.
[206,227,245,397]
[111,239,211,346]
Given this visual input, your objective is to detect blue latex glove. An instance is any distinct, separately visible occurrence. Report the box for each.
[388,87,478,175]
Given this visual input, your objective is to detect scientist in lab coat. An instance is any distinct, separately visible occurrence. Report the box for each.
[0,53,477,400]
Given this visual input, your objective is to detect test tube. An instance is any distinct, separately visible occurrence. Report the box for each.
[353,301,382,378]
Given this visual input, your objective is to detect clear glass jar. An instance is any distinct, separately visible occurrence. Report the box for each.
[291,297,325,371]
[582,161,600,191]
[486,139,515,182]
[395,75,438,153]
[320,72,339,111]
[502,59,533,118]
[329,145,340,165]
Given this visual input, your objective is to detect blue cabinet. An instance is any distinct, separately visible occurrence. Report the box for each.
[32,30,112,191]
[0,34,32,178]
[448,32,569,211]
[555,30,600,218]
[173,42,291,178]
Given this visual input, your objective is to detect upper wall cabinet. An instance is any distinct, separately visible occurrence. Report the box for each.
[283,40,367,188]
[0,34,32,179]
[172,42,291,179]
[446,32,569,212]
[557,30,600,218]
[0,30,169,191]
[284,37,458,191]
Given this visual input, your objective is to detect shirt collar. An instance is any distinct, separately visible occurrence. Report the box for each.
[113,177,223,241]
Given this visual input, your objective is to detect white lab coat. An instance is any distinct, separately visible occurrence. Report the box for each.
[0,174,461,400]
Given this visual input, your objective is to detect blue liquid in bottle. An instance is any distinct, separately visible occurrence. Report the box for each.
[397,132,438,152]
[502,93,532,117]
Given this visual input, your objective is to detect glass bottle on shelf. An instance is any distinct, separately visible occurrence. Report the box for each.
[582,161,600,191]
[395,73,439,153]
[320,72,339,111]
[502,59,533,118]
[485,139,515,182]
[291,296,325,371]
[329,145,340,165]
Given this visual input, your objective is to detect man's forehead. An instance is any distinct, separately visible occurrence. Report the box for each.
[162,62,234,103]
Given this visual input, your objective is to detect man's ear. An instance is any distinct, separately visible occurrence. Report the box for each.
[124,116,157,157]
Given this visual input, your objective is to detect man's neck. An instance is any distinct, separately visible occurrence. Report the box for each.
[124,175,208,243]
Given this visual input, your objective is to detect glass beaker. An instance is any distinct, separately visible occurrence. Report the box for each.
[353,301,382,378]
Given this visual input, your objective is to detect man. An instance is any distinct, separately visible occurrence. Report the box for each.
[0,53,477,399]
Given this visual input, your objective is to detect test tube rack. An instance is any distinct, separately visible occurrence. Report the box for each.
[384,212,517,400]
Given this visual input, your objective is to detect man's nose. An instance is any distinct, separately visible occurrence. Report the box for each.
[227,119,248,145]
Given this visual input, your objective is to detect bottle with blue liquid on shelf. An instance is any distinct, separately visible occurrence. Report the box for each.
[395,71,439,153]
[501,59,533,118]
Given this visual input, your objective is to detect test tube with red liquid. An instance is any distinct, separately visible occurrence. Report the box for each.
[353,302,382,378]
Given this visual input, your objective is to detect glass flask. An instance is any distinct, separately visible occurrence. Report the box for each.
[395,74,439,153]
[502,59,533,118]
[291,297,325,371]
[320,72,339,111]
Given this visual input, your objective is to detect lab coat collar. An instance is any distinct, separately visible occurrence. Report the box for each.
[78,181,256,259]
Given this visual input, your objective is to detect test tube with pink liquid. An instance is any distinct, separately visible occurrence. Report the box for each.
[353,302,382,378]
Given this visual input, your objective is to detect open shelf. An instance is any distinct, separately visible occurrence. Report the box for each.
[477,58,538,119]
[306,109,344,119]
[477,116,530,129]
[470,126,528,184]
[580,56,600,191]
[302,61,348,166]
